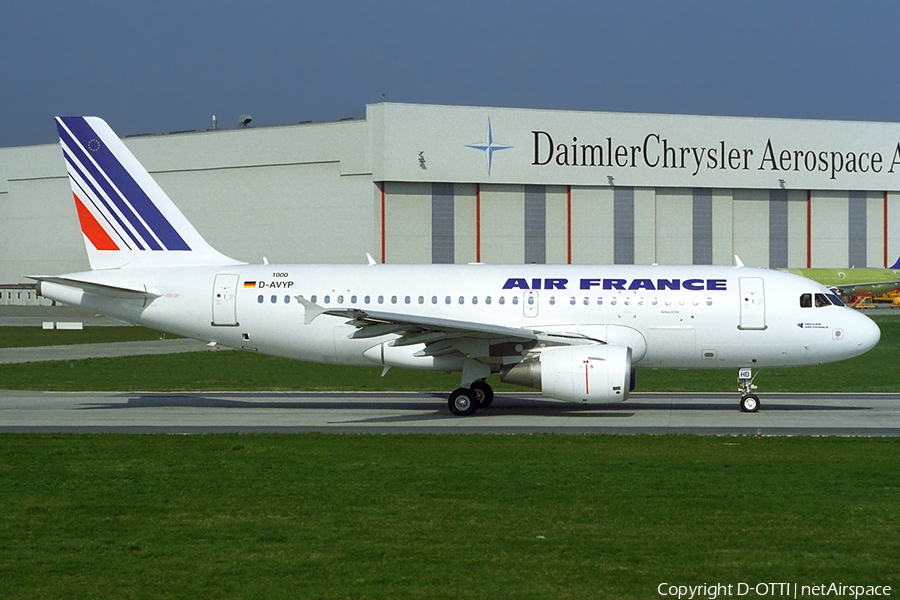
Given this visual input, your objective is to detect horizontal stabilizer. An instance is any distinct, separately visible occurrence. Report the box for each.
[29,276,160,299]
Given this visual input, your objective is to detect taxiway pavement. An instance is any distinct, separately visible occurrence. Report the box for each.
[1,390,898,435]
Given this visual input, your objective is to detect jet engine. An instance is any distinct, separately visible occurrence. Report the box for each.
[501,344,632,403]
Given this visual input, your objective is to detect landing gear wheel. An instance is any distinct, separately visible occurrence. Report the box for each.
[470,380,494,407]
[740,394,760,413]
[448,388,479,416]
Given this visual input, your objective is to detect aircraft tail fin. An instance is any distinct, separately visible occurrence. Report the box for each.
[55,116,242,270]
[891,255,900,270]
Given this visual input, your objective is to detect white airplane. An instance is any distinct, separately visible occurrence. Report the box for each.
[33,117,881,415]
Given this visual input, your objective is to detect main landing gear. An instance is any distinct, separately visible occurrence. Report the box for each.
[738,367,760,412]
[448,380,494,416]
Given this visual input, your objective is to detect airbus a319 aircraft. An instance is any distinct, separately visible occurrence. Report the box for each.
[33,117,882,415]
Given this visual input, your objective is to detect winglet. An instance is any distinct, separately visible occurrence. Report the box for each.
[734,255,745,267]
[890,255,900,270]
[295,296,327,324]
[366,253,377,266]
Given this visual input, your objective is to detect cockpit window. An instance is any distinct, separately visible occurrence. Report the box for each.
[826,293,845,307]
[802,292,844,308]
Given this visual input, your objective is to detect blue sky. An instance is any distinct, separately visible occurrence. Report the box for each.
[3,0,899,148]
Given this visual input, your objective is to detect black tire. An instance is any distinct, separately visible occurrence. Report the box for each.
[448,388,479,416]
[740,394,760,413]
[470,380,494,407]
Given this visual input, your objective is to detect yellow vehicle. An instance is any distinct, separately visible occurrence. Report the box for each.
[849,293,877,309]
[872,289,900,308]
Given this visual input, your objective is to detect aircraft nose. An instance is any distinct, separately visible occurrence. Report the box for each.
[849,311,880,355]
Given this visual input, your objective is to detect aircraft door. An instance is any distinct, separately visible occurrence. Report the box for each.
[212,273,240,326]
[738,277,766,330]
[523,291,538,317]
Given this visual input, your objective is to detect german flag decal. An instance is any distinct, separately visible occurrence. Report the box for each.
[243,281,257,288]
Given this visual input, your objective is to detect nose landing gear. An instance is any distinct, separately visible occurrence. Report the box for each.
[738,367,760,412]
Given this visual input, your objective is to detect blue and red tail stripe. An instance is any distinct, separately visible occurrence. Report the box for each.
[63,150,141,250]
[72,193,120,251]
[56,116,191,252]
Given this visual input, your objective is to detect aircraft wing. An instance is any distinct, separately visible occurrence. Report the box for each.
[296,296,597,358]
[828,279,900,295]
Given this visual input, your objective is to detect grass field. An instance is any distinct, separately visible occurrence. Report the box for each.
[0,316,897,393]
[0,434,897,599]
[1,320,897,598]
[0,326,173,348]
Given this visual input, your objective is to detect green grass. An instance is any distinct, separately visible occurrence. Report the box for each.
[0,326,173,348]
[0,434,897,599]
[0,316,896,393]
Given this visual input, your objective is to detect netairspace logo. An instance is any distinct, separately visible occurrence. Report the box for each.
[657,582,891,600]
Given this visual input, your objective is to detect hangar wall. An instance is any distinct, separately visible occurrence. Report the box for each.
[0,119,375,283]
[381,182,899,269]
[1,102,899,294]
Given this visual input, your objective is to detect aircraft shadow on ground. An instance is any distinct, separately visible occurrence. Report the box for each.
[75,392,868,424]
[76,392,633,420]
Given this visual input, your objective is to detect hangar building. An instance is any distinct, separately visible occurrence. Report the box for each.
[1,103,899,303]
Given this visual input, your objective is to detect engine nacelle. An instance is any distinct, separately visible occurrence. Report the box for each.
[501,344,632,403]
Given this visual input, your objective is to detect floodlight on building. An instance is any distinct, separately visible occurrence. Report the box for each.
[238,114,252,128]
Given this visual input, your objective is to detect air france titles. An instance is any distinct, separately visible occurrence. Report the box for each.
[533,131,900,181]
[502,278,727,291]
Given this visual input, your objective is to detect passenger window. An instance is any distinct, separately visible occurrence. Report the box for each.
[418,296,424,304]
[311,295,317,303]
[271,295,277,304]
[337,295,344,304]
[257,295,263,303]
[377,295,384,304]
[432,296,438,304]
[815,293,830,308]
[445,296,451,304]
[499,297,506,305]
[404,296,411,304]
[284,295,290,304]
[800,293,812,308]
[351,295,357,303]
[569,297,576,305]
[364,295,371,304]
[323,295,330,304]
[549,297,556,305]
[583,297,589,306]
[472,296,478,305]
[458,296,465,304]
[391,296,397,304]
[512,296,519,305]
[485,296,491,305]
